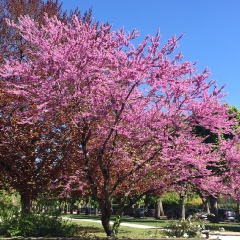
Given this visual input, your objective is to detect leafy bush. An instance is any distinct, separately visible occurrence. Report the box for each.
[0,190,20,222]
[218,203,237,211]
[162,191,204,210]
[185,197,203,209]
[164,218,205,238]
[0,212,81,237]
[162,192,180,210]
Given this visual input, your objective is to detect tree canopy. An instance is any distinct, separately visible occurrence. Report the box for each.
[1,12,240,237]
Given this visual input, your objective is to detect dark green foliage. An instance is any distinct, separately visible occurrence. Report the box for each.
[0,212,81,237]
[192,125,218,144]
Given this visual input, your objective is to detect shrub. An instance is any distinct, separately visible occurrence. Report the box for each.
[164,218,205,238]
[185,197,203,209]
[162,192,180,211]
[0,190,20,222]
[0,212,81,237]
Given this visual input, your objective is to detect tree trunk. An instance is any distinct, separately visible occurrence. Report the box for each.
[20,192,31,213]
[70,199,75,214]
[155,197,164,219]
[209,195,218,223]
[180,195,185,220]
[144,194,151,211]
[99,199,125,237]
[101,209,113,237]
[83,200,89,215]
[64,203,67,214]
[95,207,99,216]
[202,198,210,214]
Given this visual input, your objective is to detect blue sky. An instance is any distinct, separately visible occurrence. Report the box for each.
[61,0,240,108]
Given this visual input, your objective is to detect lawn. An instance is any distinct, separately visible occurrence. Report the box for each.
[65,215,169,238]
[205,222,240,232]
[64,214,240,238]
[70,219,165,238]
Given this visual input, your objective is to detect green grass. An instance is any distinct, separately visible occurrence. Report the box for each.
[64,214,168,238]
[63,214,240,238]
[70,219,165,238]
[205,222,240,232]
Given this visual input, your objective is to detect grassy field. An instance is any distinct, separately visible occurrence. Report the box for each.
[64,214,240,238]
[70,220,165,238]
[205,222,240,232]
[66,215,167,238]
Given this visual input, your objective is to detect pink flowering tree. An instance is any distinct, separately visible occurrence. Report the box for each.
[188,106,240,222]
[224,106,240,204]
[1,14,237,236]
